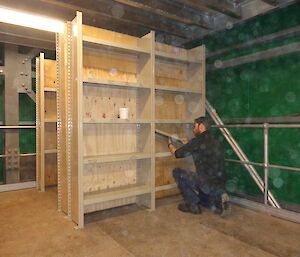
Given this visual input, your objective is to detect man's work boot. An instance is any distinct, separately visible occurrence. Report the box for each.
[178,203,202,214]
[215,192,231,217]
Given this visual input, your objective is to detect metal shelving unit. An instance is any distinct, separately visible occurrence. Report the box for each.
[57,12,155,228]
[57,12,206,227]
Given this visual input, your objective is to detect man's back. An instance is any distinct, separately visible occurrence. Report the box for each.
[175,131,226,189]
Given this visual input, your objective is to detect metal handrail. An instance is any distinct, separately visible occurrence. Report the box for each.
[206,100,281,207]
[213,124,300,128]
[225,159,300,173]
[208,103,300,206]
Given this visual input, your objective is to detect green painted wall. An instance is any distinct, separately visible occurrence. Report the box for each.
[191,3,300,205]
[19,93,36,154]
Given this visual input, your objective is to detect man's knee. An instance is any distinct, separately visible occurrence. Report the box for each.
[172,168,185,180]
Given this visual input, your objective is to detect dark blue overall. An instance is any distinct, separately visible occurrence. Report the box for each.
[173,131,226,207]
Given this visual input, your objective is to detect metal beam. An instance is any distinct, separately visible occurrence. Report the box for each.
[207,25,300,59]
[4,45,20,183]
[173,0,219,14]
[0,32,55,50]
[225,158,300,173]
[221,115,300,124]
[231,196,300,224]
[111,0,214,29]
[208,41,300,71]
[184,0,284,45]
[0,0,148,38]
[260,0,297,5]
[197,0,242,19]
[260,0,279,5]
[0,23,55,50]
[43,0,193,39]
[41,0,150,37]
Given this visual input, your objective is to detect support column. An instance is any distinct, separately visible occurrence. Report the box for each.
[4,44,20,183]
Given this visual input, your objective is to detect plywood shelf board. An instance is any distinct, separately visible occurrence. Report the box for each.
[44,87,57,92]
[155,183,177,192]
[83,79,151,89]
[84,184,151,206]
[45,119,57,123]
[155,51,202,64]
[83,119,152,124]
[155,152,172,158]
[155,42,204,64]
[155,120,194,123]
[45,149,58,154]
[83,152,151,164]
[155,85,201,94]
[83,36,150,56]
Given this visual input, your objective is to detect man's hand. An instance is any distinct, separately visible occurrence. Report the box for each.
[168,137,176,154]
[181,137,189,144]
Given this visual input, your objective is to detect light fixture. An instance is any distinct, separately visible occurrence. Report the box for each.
[0,7,64,33]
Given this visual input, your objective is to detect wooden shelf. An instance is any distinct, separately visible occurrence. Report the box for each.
[83,119,152,124]
[155,183,177,192]
[44,87,57,92]
[45,149,57,154]
[83,36,150,56]
[155,119,193,124]
[155,51,201,64]
[44,119,57,123]
[155,85,201,94]
[83,78,150,90]
[155,152,172,158]
[84,152,151,164]
[57,13,205,227]
[36,54,57,192]
[84,184,151,206]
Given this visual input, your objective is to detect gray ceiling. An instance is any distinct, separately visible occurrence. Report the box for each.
[0,0,298,48]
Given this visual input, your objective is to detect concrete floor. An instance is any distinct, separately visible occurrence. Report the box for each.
[1,188,300,257]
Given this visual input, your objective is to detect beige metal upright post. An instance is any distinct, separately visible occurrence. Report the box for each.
[56,27,69,214]
[37,53,45,191]
[36,57,41,190]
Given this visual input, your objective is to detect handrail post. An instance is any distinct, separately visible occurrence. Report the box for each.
[264,123,269,205]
